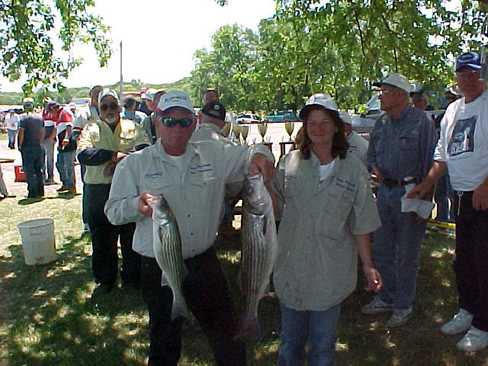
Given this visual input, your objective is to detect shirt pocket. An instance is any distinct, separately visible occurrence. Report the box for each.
[314,189,354,244]
[399,130,420,167]
[143,171,172,194]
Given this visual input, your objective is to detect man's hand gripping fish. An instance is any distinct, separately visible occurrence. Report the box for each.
[235,174,278,341]
[151,195,189,320]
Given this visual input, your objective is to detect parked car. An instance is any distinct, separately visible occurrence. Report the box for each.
[265,110,299,122]
[236,113,261,124]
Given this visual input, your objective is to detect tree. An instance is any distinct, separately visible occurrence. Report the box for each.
[196,1,486,112]
[190,24,259,111]
[0,0,111,95]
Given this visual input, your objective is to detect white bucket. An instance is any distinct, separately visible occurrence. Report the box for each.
[17,218,57,265]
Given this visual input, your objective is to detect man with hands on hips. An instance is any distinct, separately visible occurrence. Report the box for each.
[104,90,274,366]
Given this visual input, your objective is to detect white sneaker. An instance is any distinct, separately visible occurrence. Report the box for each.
[386,307,413,328]
[440,309,473,335]
[457,327,488,352]
[361,296,393,315]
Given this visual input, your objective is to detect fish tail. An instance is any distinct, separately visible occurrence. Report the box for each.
[171,289,189,320]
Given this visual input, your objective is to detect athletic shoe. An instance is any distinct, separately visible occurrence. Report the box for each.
[361,296,393,315]
[457,327,488,352]
[440,309,473,335]
[386,307,413,328]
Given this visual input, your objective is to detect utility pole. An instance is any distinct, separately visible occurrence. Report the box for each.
[119,41,124,100]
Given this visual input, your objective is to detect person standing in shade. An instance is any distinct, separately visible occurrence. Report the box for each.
[105,91,274,366]
[272,93,382,366]
[408,52,488,352]
[78,89,148,293]
[362,73,435,327]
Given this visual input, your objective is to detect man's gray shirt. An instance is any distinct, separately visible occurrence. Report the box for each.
[367,106,435,182]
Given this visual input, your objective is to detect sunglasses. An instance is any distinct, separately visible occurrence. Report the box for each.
[159,116,194,128]
[100,102,119,112]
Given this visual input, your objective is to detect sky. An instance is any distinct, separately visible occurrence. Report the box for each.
[0,0,276,92]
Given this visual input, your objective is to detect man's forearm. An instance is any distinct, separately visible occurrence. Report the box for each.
[424,160,447,186]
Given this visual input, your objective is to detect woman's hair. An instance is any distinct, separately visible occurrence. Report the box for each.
[298,105,349,160]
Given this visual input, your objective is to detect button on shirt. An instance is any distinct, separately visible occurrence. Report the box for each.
[104,141,273,259]
[367,106,435,182]
[272,150,381,311]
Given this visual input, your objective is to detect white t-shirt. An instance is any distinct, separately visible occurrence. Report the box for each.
[434,90,488,191]
[5,114,20,130]
[319,159,336,181]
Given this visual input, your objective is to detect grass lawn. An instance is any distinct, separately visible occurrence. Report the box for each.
[1,194,488,365]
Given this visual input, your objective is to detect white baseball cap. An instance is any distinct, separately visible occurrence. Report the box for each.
[299,93,338,120]
[373,73,412,93]
[157,91,194,113]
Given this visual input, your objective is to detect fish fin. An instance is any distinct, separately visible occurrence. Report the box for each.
[171,290,190,321]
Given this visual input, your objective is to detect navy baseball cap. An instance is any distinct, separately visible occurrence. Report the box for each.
[455,52,482,72]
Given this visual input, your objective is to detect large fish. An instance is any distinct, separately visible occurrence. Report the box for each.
[151,195,189,320]
[236,174,278,341]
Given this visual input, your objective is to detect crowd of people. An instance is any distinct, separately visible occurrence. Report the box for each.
[3,49,488,365]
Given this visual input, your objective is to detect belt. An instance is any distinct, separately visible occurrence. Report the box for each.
[382,177,416,189]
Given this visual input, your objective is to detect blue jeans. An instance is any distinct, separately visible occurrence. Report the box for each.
[56,150,75,188]
[278,303,341,366]
[373,185,426,310]
[41,139,55,180]
[21,145,45,198]
[7,129,17,148]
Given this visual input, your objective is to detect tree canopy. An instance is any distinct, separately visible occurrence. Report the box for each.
[196,0,487,112]
[0,0,111,95]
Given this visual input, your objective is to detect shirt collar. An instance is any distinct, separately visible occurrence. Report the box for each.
[155,140,201,166]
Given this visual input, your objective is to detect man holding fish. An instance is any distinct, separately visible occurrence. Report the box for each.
[105,90,274,366]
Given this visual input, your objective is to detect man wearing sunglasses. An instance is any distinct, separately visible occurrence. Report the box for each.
[105,90,274,366]
[408,51,488,352]
[78,89,149,295]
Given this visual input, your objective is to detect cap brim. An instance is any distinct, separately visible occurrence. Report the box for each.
[159,103,194,113]
[456,64,482,72]
[299,104,338,121]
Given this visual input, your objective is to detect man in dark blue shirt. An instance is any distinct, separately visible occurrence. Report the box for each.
[18,115,45,198]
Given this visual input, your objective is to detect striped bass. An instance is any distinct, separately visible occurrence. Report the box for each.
[236,174,278,341]
[151,195,189,320]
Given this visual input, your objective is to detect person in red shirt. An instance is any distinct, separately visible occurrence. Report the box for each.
[54,104,76,193]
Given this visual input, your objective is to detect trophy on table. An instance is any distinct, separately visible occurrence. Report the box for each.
[284,121,295,141]
[233,124,241,144]
[222,121,232,137]
[258,122,268,142]
[240,125,249,145]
